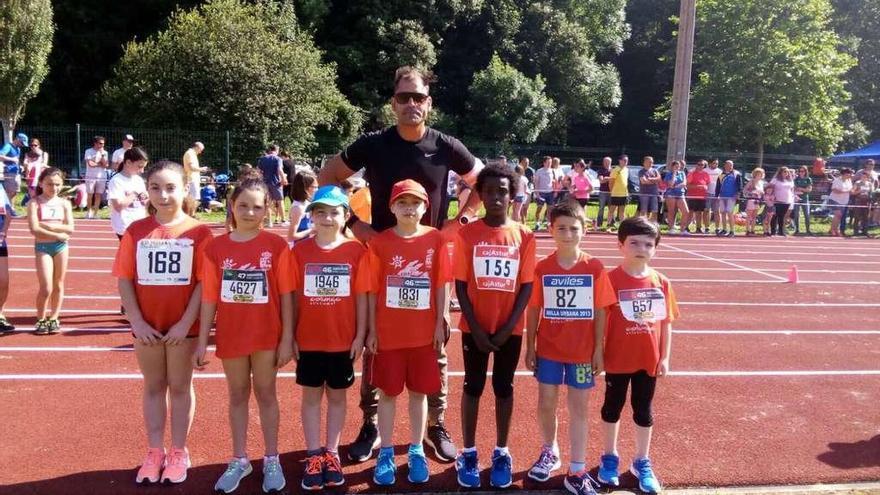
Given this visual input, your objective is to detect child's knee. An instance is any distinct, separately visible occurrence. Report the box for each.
[143,378,168,397]
[228,384,252,405]
[632,404,654,427]
[600,401,624,423]
[491,377,514,399]
[463,378,486,398]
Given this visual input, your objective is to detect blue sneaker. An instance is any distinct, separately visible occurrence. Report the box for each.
[455,450,480,488]
[489,448,513,488]
[597,453,620,486]
[373,447,396,486]
[630,457,661,494]
[407,444,429,484]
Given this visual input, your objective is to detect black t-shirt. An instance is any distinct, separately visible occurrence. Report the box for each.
[596,167,613,192]
[341,126,476,231]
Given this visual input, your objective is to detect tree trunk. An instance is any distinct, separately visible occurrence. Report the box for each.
[0,117,12,144]
[756,136,765,168]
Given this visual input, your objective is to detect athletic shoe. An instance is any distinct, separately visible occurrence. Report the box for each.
[680,230,691,236]
[322,450,345,487]
[33,319,49,335]
[135,447,165,484]
[161,447,191,484]
[281,221,290,227]
[300,453,324,490]
[527,445,560,482]
[726,231,735,237]
[630,457,662,494]
[455,450,480,488]
[717,229,727,236]
[214,458,252,493]
[597,453,620,486]
[407,444,429,484]
[563,469,600,495]
[46,318,61,334]
[424,422,456,462]
[489,448,513,488]
[449,299,461,313]
[373,447,396,486]
[0,316,16,334]
[262,456,285,493]
[348,421,380,462]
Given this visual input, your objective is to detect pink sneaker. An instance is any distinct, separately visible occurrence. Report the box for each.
[160,447,191,484]
[135,448,165,484]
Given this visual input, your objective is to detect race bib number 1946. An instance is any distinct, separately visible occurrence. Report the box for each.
[136,239,194,286]
[304,263,351,297]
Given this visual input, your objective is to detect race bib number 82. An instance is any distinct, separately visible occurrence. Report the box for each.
[542,274,593,319]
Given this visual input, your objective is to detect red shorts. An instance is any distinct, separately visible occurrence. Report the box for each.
[366,344,441,397]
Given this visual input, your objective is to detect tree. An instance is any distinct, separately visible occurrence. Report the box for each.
[463,54,555,144]
[101,0,361,157]
[0,0,54,141]
[673,0,855,164]
[831,0,880,144]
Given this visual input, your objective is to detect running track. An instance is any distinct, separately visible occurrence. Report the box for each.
[1,221,878,494]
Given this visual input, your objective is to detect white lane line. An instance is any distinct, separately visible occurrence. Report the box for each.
[10,268,111,274]
[644,266,880,274]
[64,295,119,300]
[7,235,118,242]
[6,327,128,333]
[572,256,880,265]
[8,244,118,251]
[675,330,880,335]
[663,243,788,282]
[9,255,116,261]
[679,301,874,307]
[2,370,879,380]
[3,308,121,314]
[670,278,880,285]
[0,346,216,352]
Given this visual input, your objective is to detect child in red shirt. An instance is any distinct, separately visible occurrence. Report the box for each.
[598,217,679,494]
[291,185,370,490]
[113,160,213,485]
[453,164,536,489]
[525,201,616,495]
[365,179,449,486]
[195,176,295,493]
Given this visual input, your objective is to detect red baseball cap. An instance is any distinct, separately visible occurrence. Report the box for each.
[389,179,430,207]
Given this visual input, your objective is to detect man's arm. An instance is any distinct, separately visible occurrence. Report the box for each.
[317,154,356,186]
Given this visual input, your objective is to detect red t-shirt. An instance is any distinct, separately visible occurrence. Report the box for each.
[112,215,213,336]
[687,169,711,199]
[201,231,295,359]
[369,227,451,351]
[604,266,680,375]
[291,237,372,352]
[529,252,616,363]
[453,220,536,335]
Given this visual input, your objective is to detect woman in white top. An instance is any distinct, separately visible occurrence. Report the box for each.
[107,147,149,239]
[766,166,795,236]
[828,168,854,237]
[23,138,49,202]
[286,169,317,244]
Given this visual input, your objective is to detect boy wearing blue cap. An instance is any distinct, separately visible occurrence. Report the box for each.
[290,185,372,490]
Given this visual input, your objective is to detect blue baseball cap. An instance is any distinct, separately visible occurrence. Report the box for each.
[15,133,28,147]
[307,185,349,212]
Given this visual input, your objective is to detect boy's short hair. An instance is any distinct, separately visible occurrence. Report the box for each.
[617,217,661,246]
[476,163,518,196]
[549,199,586,227]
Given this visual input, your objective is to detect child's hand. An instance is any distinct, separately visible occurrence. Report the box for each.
[472,330,499,354]
[433,324,446,352]
[161,322,189,346]
[350,335,365,362]
[291,341,300,361]
[656,358,670,377]
[276,342,294,369]
[131,320,163,346]
[524,348,537,371]
[591,349,604,375]
[193,343,209,369]
[366,331,377,354]
[490,331,510,348]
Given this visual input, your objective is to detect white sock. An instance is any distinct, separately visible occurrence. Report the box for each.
[494,446,509,455]
[570,461,586,474]
[463,446,477,453]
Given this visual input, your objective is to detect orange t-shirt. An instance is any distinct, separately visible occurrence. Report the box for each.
[604,266,680,375]
[369,227,451,351]
[291,237,372,352]
[201,231,296,359]
[529,252,616,363]
[452,220,536,335]
[112,215,213,336]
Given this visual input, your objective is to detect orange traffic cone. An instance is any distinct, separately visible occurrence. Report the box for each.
[787,265,799,284]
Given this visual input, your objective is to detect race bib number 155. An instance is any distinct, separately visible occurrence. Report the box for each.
[473,245,520,292]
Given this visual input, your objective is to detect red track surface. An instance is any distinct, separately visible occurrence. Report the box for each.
[2,221,879,494]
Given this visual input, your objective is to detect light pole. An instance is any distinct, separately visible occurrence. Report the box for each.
[666,0,697,166]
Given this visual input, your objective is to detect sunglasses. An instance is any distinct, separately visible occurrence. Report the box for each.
[393,92,429,105]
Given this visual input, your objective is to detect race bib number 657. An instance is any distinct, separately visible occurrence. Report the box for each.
[136,239,194,286]
[473,245,520,292]
[618,288,667,323]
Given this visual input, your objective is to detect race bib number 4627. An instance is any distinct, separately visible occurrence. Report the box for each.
[221,270,268,304]
[473,245,520,292]
[304,263,351,297]
[136,239,194,286]
[542,274,594,319]
[618,287,667,323]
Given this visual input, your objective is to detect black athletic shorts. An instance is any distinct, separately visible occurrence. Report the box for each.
[610,196,628,206]
[687,198,706,212]
[296,351,355,389]
[0,245,7,257]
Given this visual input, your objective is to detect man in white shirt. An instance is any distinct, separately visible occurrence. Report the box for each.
[111,134,135,172]
[705,159,724,232]
[182,142,208,202]
[83,135,110,219]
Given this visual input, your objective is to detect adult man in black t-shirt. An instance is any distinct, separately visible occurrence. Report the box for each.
[319,66,483,465]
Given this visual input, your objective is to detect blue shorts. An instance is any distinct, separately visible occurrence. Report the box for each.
[536,192,555,205]
[535,357,595,390]
[35,241,68,257]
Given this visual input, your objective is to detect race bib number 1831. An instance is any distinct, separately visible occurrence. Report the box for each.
[136,239,194,286]
[304,263,351,297]
[386,276,430,310]
[542,274,593,319]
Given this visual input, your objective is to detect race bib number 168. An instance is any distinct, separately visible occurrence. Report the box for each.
[136,239,194,286]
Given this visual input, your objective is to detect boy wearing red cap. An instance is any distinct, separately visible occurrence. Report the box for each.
[365,179,450,486]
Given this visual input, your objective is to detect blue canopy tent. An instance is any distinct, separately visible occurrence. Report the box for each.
[828,140,880,164]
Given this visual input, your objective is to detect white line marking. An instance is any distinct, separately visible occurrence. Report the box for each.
[663,243,788,281]
[2,370,879,380]
[3,308,121,314]
[9,255,116,261]
[7,327,128,333]
[645,266,880,274]
[675,330,880,335]
[9,268,112,274]
[0,346,216,352]
[679,301,874,307]
[8,244,118,251]
[7,235,118,242]
[669,278,880,285]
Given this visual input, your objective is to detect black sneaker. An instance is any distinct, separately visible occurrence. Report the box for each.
[46,319,61,334]
[0,316,15,334]
[346,421,379,463]
[424,422,456,463]
[33,319,49,335]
